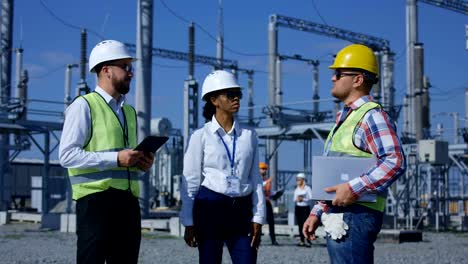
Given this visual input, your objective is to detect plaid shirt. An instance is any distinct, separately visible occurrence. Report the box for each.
[310,95,406,218]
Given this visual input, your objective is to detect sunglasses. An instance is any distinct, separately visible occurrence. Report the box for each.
[106,63,133,73]
[334,70,360,80]
[220,90,243,100]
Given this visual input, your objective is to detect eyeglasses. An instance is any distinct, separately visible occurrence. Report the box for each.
[220,90,243,100]
[106,63,133,73]
[334,70,360,80]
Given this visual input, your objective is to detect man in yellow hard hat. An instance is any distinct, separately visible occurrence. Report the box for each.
[303,44,406,263]
[259,162,279,245]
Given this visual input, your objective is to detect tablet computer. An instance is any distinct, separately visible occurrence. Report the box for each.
[134,136,169,153]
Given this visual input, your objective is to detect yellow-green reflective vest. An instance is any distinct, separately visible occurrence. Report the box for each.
[68,92,139,200]
[324,101,386,212]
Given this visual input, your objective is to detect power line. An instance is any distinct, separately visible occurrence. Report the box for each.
[39,0,105,40]
[29,64,72,79]
[394,46,406,62]
[311,0,328,25]
[158,0,269,57]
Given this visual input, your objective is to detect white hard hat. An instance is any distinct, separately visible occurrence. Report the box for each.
[296,172,306,179]
[201,70,241,101]
[88,40,135,73]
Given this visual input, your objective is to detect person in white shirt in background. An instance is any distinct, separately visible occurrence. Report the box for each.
[180,70,265,264]
[294,172,313,247]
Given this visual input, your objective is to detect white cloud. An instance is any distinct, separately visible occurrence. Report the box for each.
[23,63,48,77]
[40,51,77,66]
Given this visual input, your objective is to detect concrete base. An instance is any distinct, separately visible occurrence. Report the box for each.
[60,214,76,233]
[141,219,170,232]
[399,230,423,242]
[170,217,184,237]
[262,224,326,238]
[379,229,423,243]
[0,211,11,225]
[60,215,173,234]
[463,216,468,231]
[10,212,41,223]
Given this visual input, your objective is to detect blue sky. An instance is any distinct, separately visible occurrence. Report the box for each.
[11,0,468,169]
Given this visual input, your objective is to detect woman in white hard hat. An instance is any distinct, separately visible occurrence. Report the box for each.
[180,70,265,264]
[294,172,313,247]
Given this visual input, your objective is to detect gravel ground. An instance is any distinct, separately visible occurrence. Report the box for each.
[1,223,468,264]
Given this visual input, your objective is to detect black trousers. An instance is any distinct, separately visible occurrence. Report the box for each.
[194,186,257,264]
[76,188,141,264]
[295,205,311,243]
[265,200,276,243]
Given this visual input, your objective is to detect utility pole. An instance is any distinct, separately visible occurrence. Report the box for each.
[310,60,320,114]
[183,23,199,150]
[0,0,13,210]
[406,0,418,142]
[64,64,78,111]
[76,30,90,96]
[135,0,154,218]
[268,15,279,190]
[216,0,224,69]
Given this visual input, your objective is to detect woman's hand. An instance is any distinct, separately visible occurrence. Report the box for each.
[184,226,198,247]
[250,222,262,250]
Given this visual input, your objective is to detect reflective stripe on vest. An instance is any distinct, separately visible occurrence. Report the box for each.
[324,101,386,212]
[68,92,139,200]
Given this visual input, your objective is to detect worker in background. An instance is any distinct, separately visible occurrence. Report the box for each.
[181,70,265,264]
[259,162,279,246]
[59,40,154,264]
[294,172,312,247]
[302,44,406,263]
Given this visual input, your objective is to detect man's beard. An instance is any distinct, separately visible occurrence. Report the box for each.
[113,77,131,95]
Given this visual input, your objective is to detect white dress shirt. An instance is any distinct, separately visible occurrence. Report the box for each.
[59,86,126,170]
[180,116,265,226]
[294,185,313,207]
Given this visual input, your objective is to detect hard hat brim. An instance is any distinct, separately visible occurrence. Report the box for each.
[89,57,137,73]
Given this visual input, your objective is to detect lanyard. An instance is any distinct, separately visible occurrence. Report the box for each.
[216,129,237,176]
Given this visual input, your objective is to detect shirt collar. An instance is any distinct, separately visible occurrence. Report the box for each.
[95,86,126,107]
[209,115,239,135]
[347,95,372,110]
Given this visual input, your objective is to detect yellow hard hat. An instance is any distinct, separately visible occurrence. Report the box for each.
[259,162,268,169]
[329,44,379,75]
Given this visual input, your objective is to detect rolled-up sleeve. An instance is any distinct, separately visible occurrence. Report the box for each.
[349,109,406,196]
[250,133,265,224]
[180,129,204,226]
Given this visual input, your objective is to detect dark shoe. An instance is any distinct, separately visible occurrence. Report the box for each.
[272,241,280,246]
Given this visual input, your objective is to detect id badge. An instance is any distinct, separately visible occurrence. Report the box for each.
[226,175,240,196]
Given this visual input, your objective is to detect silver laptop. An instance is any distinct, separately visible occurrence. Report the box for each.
[311,156,377,202]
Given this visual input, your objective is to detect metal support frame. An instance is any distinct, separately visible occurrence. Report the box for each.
[136,0,154,218]
[0,118,62,214]
[268,13,393,192]
[419,0,468,15]
[125,43,238,70]
[0,0,13,210]
[273,14,390,51]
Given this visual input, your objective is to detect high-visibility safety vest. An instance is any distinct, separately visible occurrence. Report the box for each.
[324,101,386,212]
[68,92,139,200]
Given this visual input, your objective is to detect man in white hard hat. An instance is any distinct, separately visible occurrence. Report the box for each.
[59,40,154,264]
